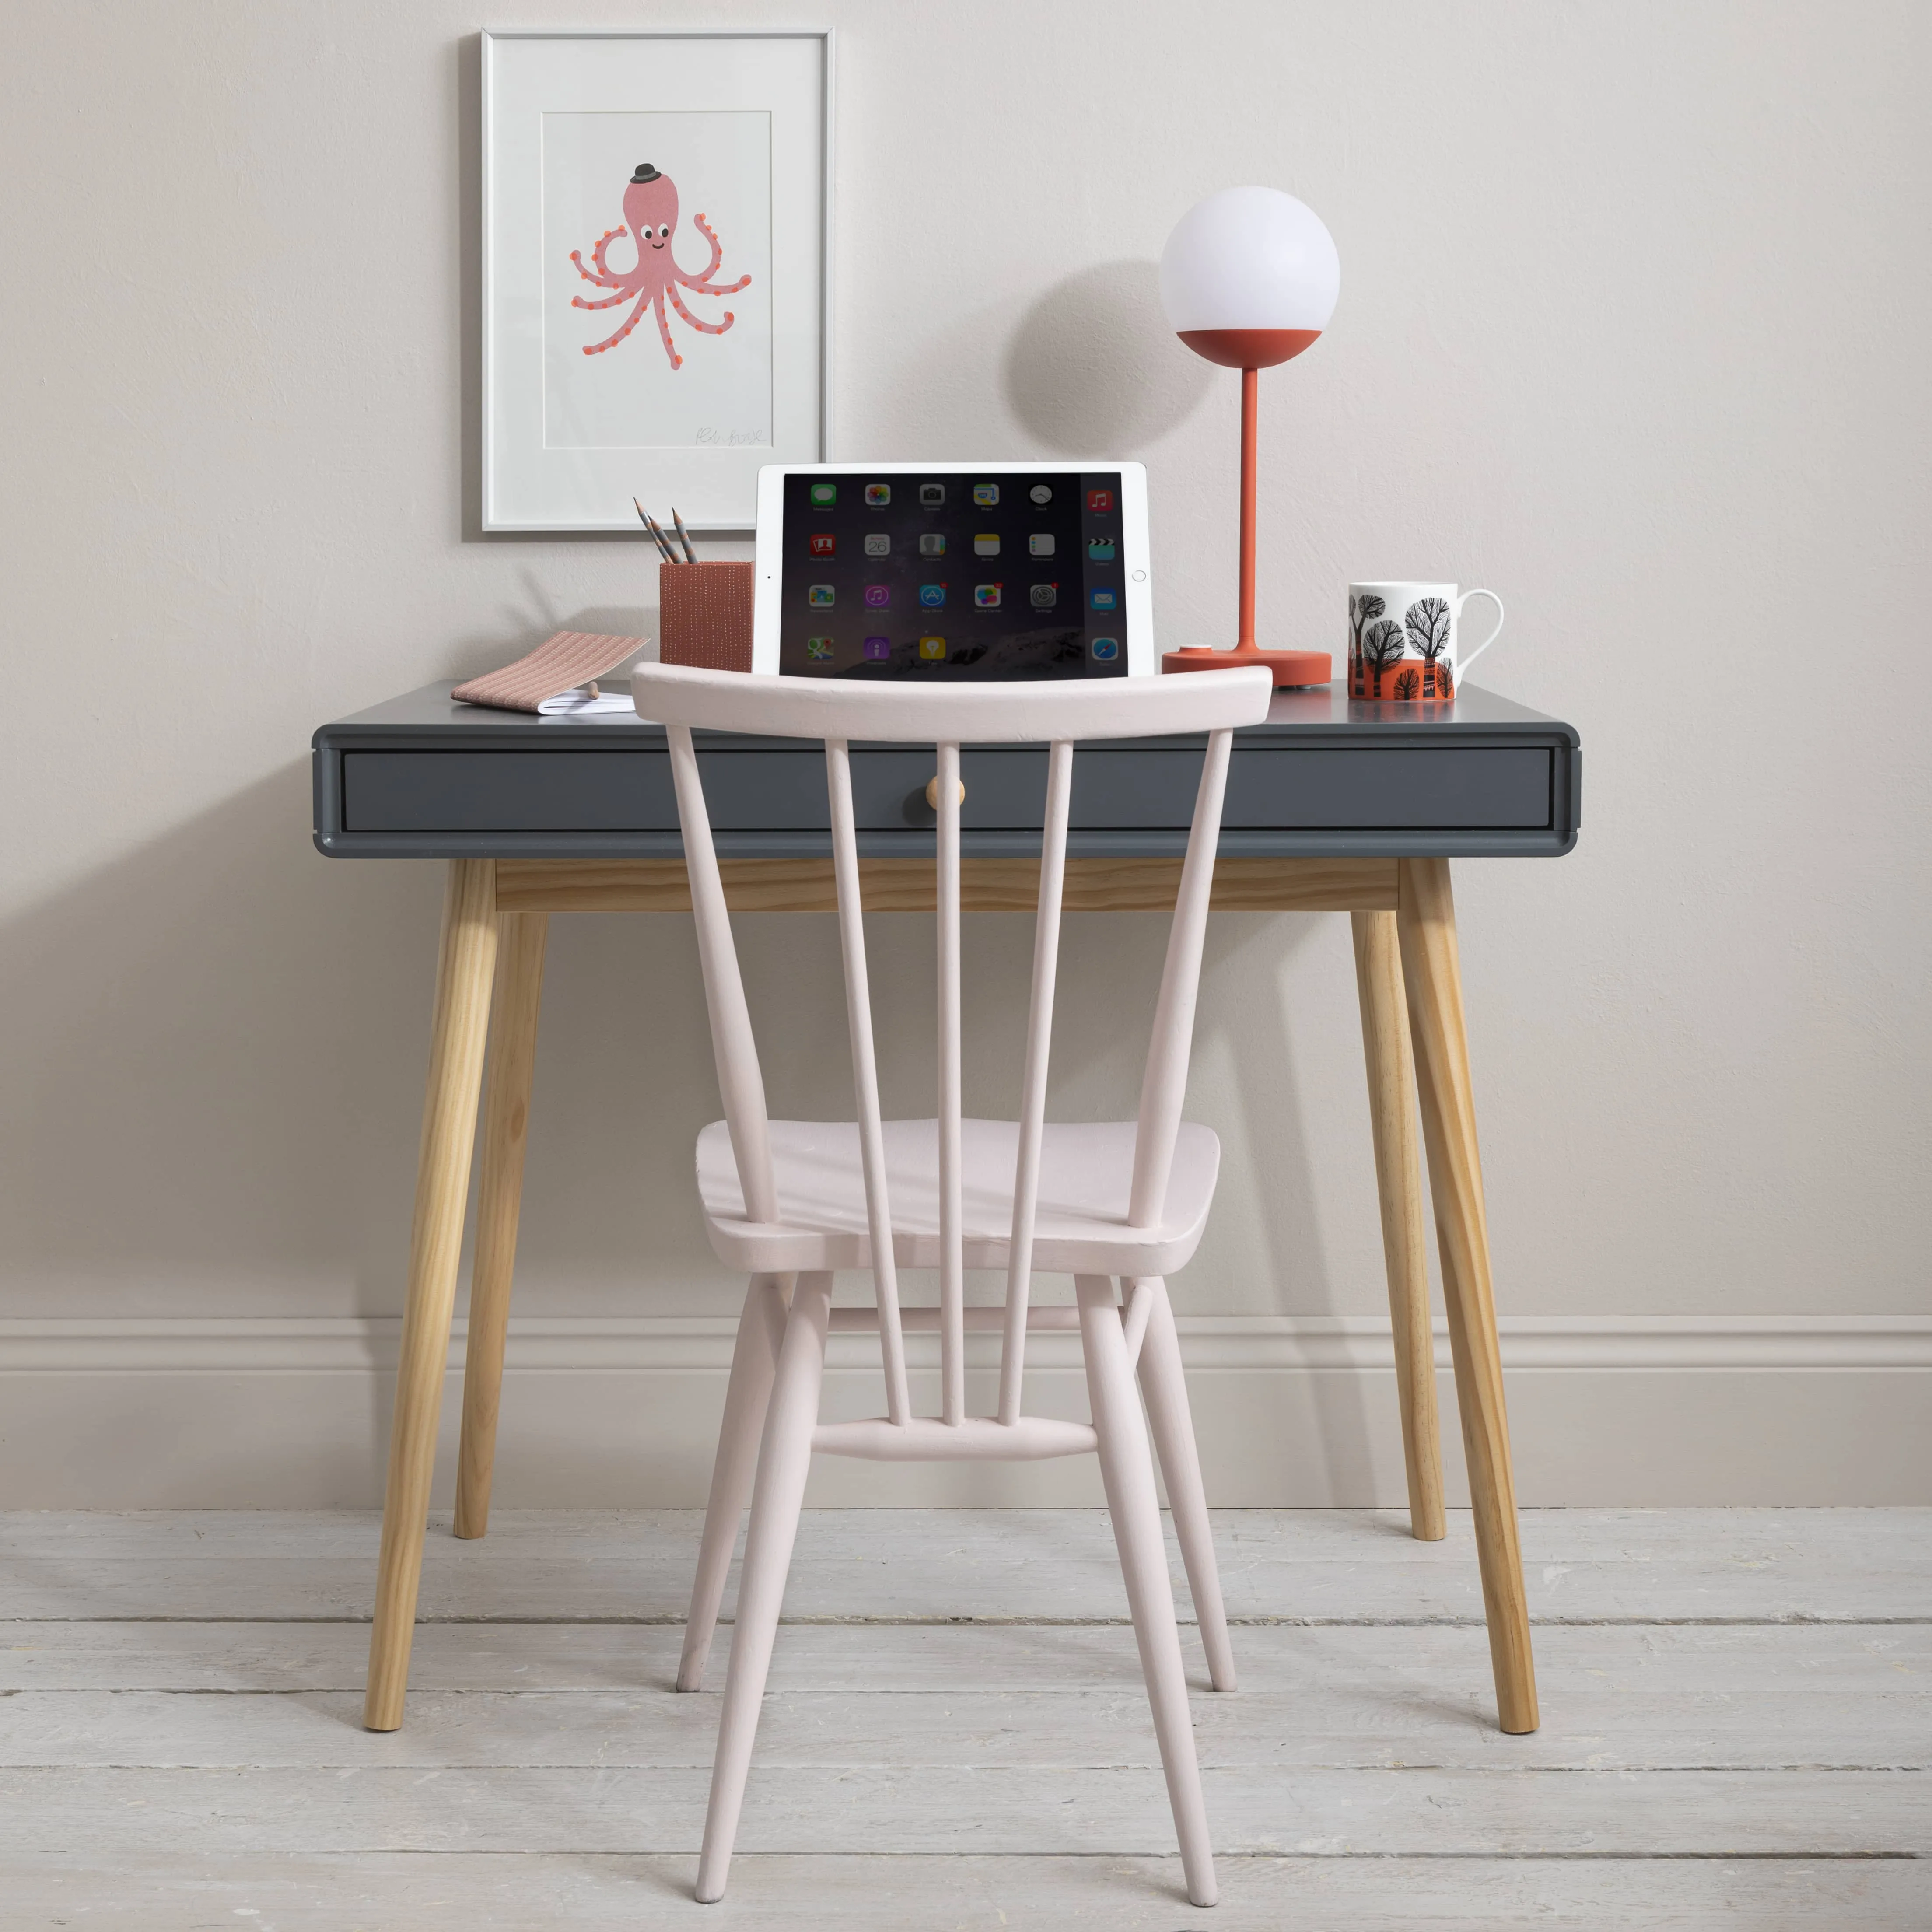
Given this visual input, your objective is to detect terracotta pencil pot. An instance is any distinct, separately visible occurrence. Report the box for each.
[659,561,755,673]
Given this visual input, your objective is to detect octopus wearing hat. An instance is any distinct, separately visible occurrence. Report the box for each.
[568,163,752,368]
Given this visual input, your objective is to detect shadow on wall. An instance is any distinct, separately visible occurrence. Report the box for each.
[1197,909,1375,1497]
[1000,260,1212,453]
[0,760,719,1323]
[0,758,1336,1312]
[454,34,646,547]
[0,750,1379,1501]
[0,763,431,1313]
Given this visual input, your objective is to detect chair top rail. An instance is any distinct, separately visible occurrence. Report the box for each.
[632,662,1273,746]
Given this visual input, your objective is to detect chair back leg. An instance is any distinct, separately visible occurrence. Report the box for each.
[1133,1277,1236,1694]
[679,1274,791,1694]
[1076,1275,1218,1908]
[696,1271,833,1904]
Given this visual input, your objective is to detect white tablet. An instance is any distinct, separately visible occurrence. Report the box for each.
[751,461,1154,679]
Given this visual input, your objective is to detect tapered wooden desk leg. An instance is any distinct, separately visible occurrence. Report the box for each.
[364,859,500,1732]
[1395,859,1539,1734]
[1350,910,1446,1542]
[454,911,549,1541]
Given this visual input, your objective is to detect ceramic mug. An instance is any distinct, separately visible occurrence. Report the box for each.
[1347,581,1505,701]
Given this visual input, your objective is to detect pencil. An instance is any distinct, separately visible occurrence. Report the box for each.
[672,508,699,564]
[645,512,681,564]
[632,498,666,560]
[634,500,676,564]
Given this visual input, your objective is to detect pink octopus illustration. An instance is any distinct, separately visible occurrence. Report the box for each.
[569,162,751,368]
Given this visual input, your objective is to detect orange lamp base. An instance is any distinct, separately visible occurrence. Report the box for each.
[1161,643,1331,688]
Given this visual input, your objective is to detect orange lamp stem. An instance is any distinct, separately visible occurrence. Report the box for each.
[1237,365,1259,653]
[1160,333,1332,686]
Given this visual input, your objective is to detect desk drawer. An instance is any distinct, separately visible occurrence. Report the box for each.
[339,749,1042,833]
[695,746,1551,830]
[1231,747,1551,829]
[1080,746,1550,830]
[342,751,676,832]
[341,742,1554,836]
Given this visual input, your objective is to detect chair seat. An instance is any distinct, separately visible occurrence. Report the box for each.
[695,1116,1221,1276]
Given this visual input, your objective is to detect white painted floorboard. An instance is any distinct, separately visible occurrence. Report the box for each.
[1,1509,1928,1928]
[6,1852,1926,1931]
[4,1506,1927,1620]
[6,1628,1928,1769]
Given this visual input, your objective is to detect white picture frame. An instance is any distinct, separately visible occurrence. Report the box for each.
[481,30,833,532]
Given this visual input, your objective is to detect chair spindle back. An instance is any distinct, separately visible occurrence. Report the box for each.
[637,664,1273,1430]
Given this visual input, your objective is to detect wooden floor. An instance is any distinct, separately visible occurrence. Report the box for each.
[2,1508,1928,1928]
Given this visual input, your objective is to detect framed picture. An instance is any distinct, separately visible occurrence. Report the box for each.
[481,30,833,532]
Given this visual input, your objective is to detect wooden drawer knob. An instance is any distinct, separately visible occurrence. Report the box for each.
[925,776,966,809]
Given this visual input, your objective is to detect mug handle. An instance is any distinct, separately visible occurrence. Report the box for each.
[1455,588,1505,672]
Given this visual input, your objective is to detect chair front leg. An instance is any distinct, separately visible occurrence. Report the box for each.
[679,1273,792,1692]
[1078,1274,1217,1909]
[1132,1277,1236,1693]
[696,1271,832,1904]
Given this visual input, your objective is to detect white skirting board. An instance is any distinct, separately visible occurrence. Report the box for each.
[1,1314,1926,1508]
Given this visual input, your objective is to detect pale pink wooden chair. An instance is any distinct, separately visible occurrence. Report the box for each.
[633,661,1276,1909]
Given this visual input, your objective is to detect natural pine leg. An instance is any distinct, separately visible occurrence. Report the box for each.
[453,910,549,1540]
[1351,909,1447,1540]
[1079,1275,1217,1909]
[1134,1277,1237,1692]
[1395,858,1539,1734]
[695,1272,832,1904]
[678,1272,791,1693]
[364,859,499,1732]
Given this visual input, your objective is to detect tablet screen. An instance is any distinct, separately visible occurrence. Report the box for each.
[777,470,1130,679]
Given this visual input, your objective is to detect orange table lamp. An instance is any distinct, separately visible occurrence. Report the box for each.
[1159,187,1340,686]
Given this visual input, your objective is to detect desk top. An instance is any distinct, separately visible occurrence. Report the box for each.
[313,681,1580,862]
[318,679,1572,746]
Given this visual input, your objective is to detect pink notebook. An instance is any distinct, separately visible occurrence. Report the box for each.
[451,631,647,714]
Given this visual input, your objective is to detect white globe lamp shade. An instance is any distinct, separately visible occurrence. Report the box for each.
[1160,186,1340,368]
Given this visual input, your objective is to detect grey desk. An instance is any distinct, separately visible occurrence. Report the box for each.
[315,680,1580,1738]
[315,679,1578,861]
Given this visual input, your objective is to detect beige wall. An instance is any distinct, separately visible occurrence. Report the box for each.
[1,0,1927,1505]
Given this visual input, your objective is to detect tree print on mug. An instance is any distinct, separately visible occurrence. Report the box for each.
[1362,617,1407,698]
[1404,596,1452,699]
[568,162,752,367]
[1393,665,1421,700]
[1348,592,1385,696]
